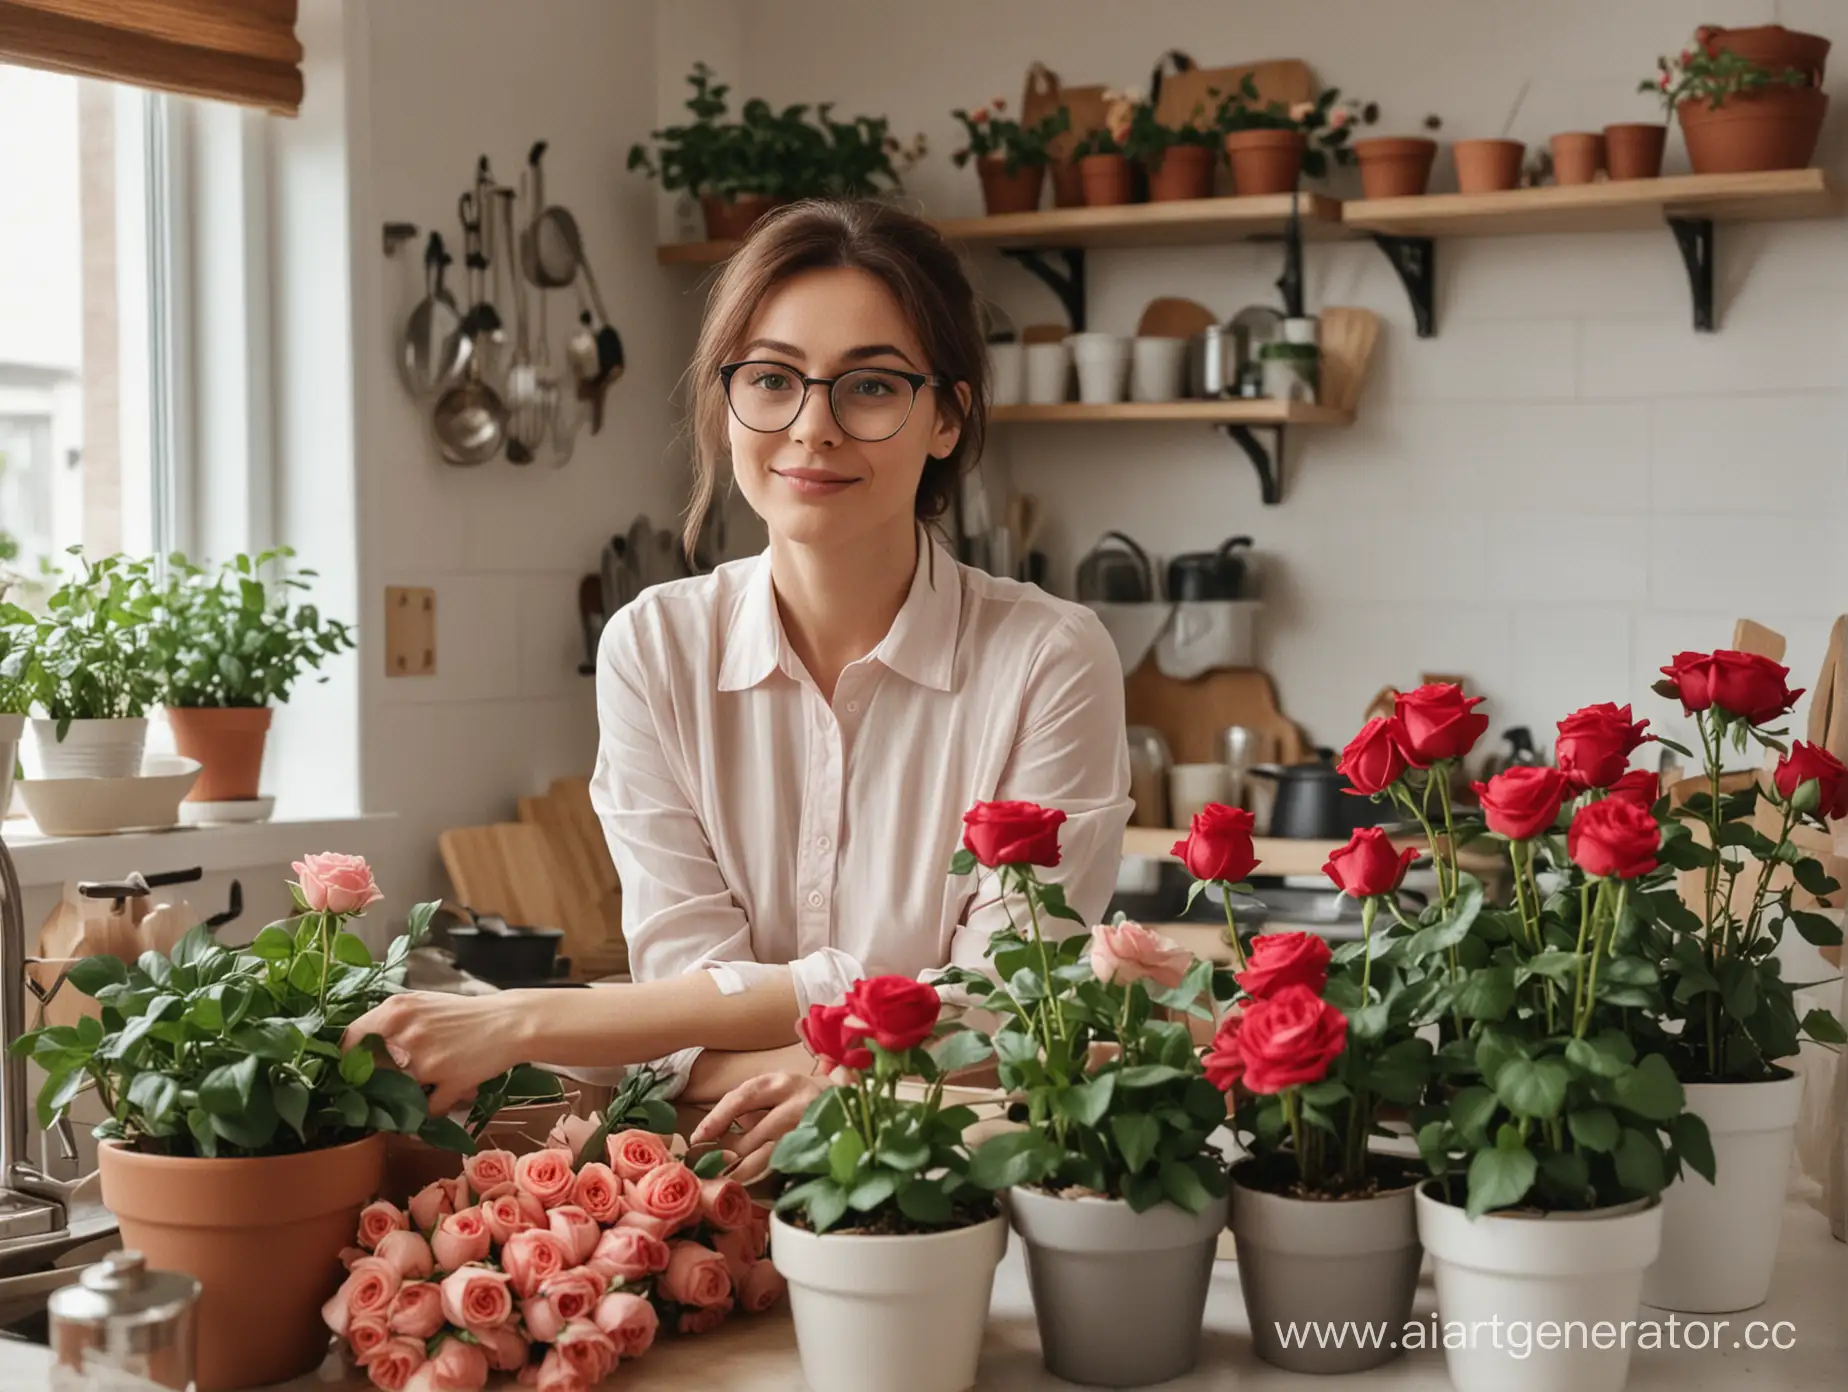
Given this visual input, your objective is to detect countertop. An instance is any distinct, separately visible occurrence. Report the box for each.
[4,1187,1841,1390]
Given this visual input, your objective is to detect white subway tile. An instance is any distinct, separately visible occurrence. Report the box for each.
[1580,293,1848,398]
[1507,606,1635,738]
[1486,514,1650,604]
[1650,395,1848,514]
[1648,516,1838,617]
[1372,319,1579,403]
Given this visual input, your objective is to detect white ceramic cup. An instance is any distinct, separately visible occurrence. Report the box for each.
[1024,341,1072,405]
[1069,332,1129,405]
[1130,337,1190,402]
[1169,762,1233,829]
[1282,315,1320,346]
[987,342,1025,406]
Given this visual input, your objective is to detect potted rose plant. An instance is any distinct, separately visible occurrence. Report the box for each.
[1072,88,1138,207]
[11,853,472,1391]
[767,975,1001,1392]
[942,801,1231,1387]
[147,548,355,805]
[950,97,1070,215]
[1628,650,1845,1311]
[1644,26,1827,174]
[1119,94,1220,201]
[1214,77,1378,196]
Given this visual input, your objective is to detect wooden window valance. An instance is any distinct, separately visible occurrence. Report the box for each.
[0,0,302,115]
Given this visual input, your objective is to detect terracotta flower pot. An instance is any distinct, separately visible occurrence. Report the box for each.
[1353,137,1438,198]
[976,156,1045,215]
[1223,129,1305,195]
[1699,24,1830,83]
[1603,122,1667,179]
[1049,159,1086,208]
[1143,144,1216,202]
[1678,87,1828,174]
[700,194,786,242]
[99,1135,386,1392]
[1550,131,1605,185]
[164,705,271,803]
[1079,153,1134,206]
[1453,138,1525,193]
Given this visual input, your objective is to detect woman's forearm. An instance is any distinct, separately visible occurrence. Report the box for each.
[680,1042,820,1106]
[497,969,802,1067]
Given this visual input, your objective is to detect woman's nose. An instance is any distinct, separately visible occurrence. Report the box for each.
[787,382,843,450]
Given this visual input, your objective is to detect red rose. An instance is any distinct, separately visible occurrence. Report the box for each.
[1337,716,1410,796]
[1658,649,1802,725]
[1567,797,1661,880]
[1235,985,1348,1094]
[1322,827,1417,899]
[1204,1012,1244,1092]
[1472,766,1570,842]
[961,800,1066,868]
[1606,769,1660,812]
[842,975,941,1053]
[1657,651,1716,712]
[1774,740,1848,820]
[1394,683,1489,765]
[1554,702,1651,791]
[1170,803,1260,884]
[796,1003,872,1072]
[1234,930,1331,1000]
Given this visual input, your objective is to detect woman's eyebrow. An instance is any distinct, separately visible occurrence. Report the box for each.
[742,337,804,358]
[840,343,917,367]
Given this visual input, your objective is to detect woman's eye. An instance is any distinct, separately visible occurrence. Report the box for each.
[850,375,897,397]
[747,370,793,392]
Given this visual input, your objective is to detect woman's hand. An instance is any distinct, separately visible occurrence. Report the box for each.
[689,1071,832,1184]
[342,992,525,1115]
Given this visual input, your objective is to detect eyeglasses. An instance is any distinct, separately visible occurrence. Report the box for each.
[718,360,947,443]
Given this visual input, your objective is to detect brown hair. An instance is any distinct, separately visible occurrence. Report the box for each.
[682,199,988,557]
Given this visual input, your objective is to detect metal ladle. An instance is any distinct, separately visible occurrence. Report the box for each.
[432,192,506,466]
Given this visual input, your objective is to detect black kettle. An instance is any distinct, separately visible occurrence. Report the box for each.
[1076,531,1155,604]
[1166,536,1253,602]
[1251,749,1397,840]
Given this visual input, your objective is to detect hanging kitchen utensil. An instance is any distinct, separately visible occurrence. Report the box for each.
[431,194,507,467]
[470,157,508,388]
[531,263,562,459]
[521,141,574,288]
[400,231,469,397]
[499,181,544,464]
[576,574,603,676]
[537,211,625,383]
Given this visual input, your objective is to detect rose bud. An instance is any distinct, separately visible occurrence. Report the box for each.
[1169,803,1260,884]
[1394,683,1489,765]
[1338,716,1410,796]
[1233,930,1331,1000]
[1774,740,1848,819]
[841,975,941,1053]
[1322,827,1417,900]
[1473,766,1571,842]
[1554,702,1651,791]
[1568,797,1662,880]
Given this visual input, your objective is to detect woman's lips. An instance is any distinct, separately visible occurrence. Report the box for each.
[773,468,860,496]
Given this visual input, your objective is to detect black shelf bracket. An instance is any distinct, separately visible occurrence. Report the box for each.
[1371,234,1437,337]
[1002,246,1086,330]
[1667,215,1716,332]
[1219,423,1286,505]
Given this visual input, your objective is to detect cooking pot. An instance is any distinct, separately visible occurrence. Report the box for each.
[448,917,570,986]
[1076,531,1154,604]
[1166,535,1252,602]
[1249,753,1397,840]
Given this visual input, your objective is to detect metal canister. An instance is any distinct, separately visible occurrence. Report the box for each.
[1189,325,1233,398]
[49,1250,199,1391]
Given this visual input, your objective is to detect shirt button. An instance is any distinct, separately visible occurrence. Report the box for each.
[846,700,860,713]
[816,836,832,851]
[807,890,825,908]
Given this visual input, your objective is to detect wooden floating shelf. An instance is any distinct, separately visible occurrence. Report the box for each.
[989,400,1351,426]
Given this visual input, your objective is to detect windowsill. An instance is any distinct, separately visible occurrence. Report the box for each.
[2,811,396,888]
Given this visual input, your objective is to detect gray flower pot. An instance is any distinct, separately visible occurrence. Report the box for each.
[1008,1184,1228,1387]
[1229,1158,1421,1373]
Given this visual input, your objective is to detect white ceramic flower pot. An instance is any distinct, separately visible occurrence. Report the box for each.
[771,1211,1006,1392]
[1642,1071,1803,1312]
[1023,341,1071,405]
[987,342,1025,406]
[1129,336,1190,402]
[1416,1183,1661,1392]
[0,712,22,820]
[28,717,148,780]
[1069,332,1129,405]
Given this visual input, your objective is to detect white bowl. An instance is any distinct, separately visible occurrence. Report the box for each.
[17,756,202,836]
[179,796,275,826]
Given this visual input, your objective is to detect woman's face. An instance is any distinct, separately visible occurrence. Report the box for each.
[726,267,962,552]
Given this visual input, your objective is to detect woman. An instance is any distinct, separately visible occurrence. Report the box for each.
[347,201,1131,1177]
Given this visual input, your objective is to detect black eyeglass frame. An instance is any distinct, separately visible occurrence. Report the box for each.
[717,360,950,442]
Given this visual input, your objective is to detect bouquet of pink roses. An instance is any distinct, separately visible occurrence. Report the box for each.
[322,1072,784,1391]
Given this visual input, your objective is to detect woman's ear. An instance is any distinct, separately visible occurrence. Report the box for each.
[930,380,972,459]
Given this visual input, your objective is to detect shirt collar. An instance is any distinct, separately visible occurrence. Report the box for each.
[715,534,962,694]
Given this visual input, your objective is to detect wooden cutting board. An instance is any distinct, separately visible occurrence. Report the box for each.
[1135,296,1217,339]
[1124,659,1309,766]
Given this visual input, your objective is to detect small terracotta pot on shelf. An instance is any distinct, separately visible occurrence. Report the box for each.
[1223,129,1305,195]
[1352,136,1438,198]
[1049,158,1086,208]
[700,193,785,242]
[1453,138,1525,193]
[1142,144,1216,202]
[1603,122,1667,179]
[1678,87,1828,173]
[1079,153,1135,206]
[1549,131,1605,185]
[165,705,271,802]
[977,155,1046,215]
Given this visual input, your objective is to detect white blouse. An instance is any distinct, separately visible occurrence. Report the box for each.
[590,537,1132,1092]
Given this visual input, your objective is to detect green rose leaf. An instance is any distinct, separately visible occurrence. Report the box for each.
[1609,1053,1684,1122]
[969,1129,1051,1191]
[1614,1127,1666,1196]
[67,954,128,997]
[1055,1074,1116,1129]
[896,1177,952,1225]
[828,1129,866,1187]
[1567,1106,1620,1152]
[1493,1057,1570,1121]
[1110,1112,1161,1175]
[1465,1128,1537,1218]
[1159,1159,1211,1213]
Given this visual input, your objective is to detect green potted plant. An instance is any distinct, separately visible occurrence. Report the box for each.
[17,549,159,779]
[1644,27,1826,173]
[12,853,473,1391]
[1118,94,1220,202]
[147,547,354,807]
[0,579,33,814]
[1215,77,1378,195]
[767,975,1002,1392]
[950,97,1070,215]
[1073,88,1138,206]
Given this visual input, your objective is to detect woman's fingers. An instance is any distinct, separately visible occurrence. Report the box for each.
[690,1072,794,1146]
[729,1093,812,1161]
[728,1143,777,1185]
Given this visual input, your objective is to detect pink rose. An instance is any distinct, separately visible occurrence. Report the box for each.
[697,1177,753,1233]
[363,1338,425,1392]
[627,1163,702,1230]
[408,1176,466,1233]
[744,1203,771,1258]
[593,1290,659,1357]
[431,1207,491,1272]
[358,1201,410,1250]
[388,1282,446,1340]
[547,1205,602,1265]
[472,1324,530,1374]
[607,1128,673,1182]
[292,851,383,916]
[437,1266,514,1334]
[739,1260,786,1314]
[544,1266,605,1326]
[325,1256,400,1337]
[535,1347,589,1392]
[481,1189,547,1245]
[521,1293,567,1345]
[572,1162,624,1224]
[615,1209,676,1241]
[340,1246,368,1270]
[711,1228,756,1285]
[502,1228,573,1301]
[587,1225,670,1285]
[678,1302,732,1335]
[553,1321,618,1387]
[461,1148,517,1199]
[373,1229,434,1282]
[659,1241,732,1309]
[1088,921,1192,990]
[514,1149,578,1210]
[546,1112,602,1160]
[421,1336,490,1392]
[347,1315,390,1363]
